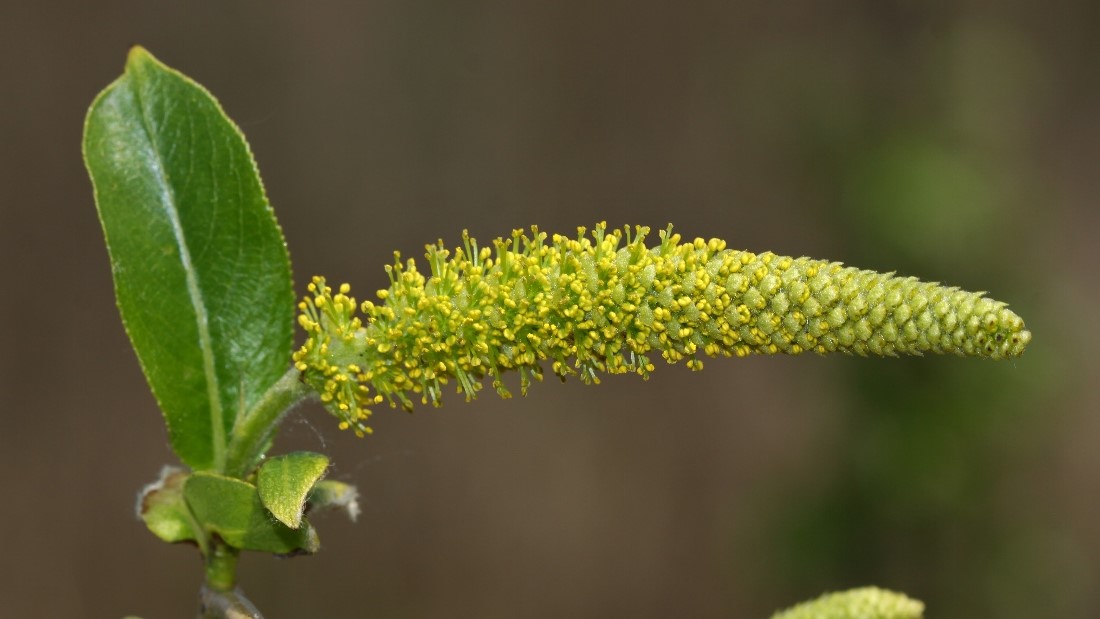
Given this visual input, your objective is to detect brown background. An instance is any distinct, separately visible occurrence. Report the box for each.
[1,1,1097,617]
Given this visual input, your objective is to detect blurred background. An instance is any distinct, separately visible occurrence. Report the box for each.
[1,1,1096,617]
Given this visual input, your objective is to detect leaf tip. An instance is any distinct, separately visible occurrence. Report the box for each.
[124,45,165,77]
[126,45,153,65]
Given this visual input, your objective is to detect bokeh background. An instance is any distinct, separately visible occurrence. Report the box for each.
[2,1,1097,617]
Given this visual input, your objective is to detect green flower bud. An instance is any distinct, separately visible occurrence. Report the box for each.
[771,587,924,619]
[293,223,1030,435]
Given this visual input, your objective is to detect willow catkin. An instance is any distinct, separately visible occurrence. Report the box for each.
[770,587,925,619]
[293,223,1030,435]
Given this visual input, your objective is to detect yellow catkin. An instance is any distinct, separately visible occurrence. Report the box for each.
[292,223,1031,434]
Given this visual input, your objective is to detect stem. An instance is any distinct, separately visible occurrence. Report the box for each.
[223,367,311,478]
[198,585,265,619]
[204,539,240,592]
[200,541,266,618]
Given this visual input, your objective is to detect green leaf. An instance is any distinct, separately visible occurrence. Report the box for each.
[307,480,361,522]
[83,47,294,471]
[256,452,330,528]
[184,472,319,555]
[137,467,198,544]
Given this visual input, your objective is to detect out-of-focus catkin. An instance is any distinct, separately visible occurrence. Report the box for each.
[771,586,925,619]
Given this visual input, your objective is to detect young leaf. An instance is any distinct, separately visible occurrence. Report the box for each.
[83,47,294,472]
[184,472,319,555]
[256,452,330,528]
[136,467,198,544]
[307,480,361,522]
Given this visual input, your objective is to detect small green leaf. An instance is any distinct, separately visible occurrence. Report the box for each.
[137,467,198,543]
[184,472,318,554]
[307,479,361,522]
[83,47,294,471]
[257,452,330,528]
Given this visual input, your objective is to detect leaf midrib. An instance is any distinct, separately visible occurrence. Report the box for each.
[131,72,226,472]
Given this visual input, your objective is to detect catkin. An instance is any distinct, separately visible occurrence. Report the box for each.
[771,587,924,619]
[293,224,1030,435]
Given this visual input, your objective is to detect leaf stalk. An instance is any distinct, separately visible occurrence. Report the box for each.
[224,368,311,478]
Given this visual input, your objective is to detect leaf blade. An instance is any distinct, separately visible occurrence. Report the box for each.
[83,47,294,471]
[257,452,330,528]
[137,467,199,544]
[184,472,319,555]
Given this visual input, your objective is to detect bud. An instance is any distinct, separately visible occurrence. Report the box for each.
[293,223,1030,434]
